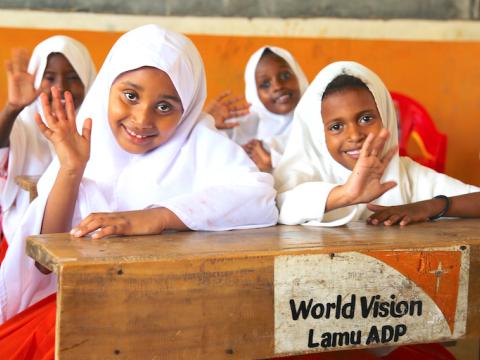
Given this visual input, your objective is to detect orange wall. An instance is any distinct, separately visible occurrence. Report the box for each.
[1,27,479,186]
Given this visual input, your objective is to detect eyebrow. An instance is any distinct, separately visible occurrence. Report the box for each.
[120,81,182,103]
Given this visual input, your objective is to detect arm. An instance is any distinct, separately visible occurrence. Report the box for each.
[0,49,43,147]
[70,207,188,239]
[367,192,480,226]
[204,90,250,130]
[36,87,91,234]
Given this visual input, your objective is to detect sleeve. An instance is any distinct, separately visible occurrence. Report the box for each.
[277,181,358,226]
[155,123,278,231]
[403,157,480,201]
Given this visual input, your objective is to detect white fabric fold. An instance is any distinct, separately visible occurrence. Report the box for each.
[274,61,479,226]
[227,46,308,167]
[0,35,96,243]
[0,25,277,323]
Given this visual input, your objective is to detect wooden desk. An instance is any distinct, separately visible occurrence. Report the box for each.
[27,220,480,359]
[14,175,40,202]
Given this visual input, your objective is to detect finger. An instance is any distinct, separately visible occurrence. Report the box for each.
[51,87,67,123]
[399,215,412,226]
[370,128,390,157]
[223,95,243,106]
[366,203,386,212]
[360,132,374,157]
[220,121,240,129]
[71,215,105,237]
[384,214,401,226]
[64,91,76,126]
[11,48,23,73]
[5,59,13,76]
[379,181,397,195]
[215,90,232,102]
[34,113,53,139]
[39,92,57,126]
[91,225,118,239]
[16,49,30,72]
[82,118,92,142]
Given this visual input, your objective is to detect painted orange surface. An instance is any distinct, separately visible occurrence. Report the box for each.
[367,250,463,334]
[1,27,479,185]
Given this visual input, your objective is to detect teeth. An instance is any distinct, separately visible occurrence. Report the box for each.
[346,150,360,155]
[125,126,148,139]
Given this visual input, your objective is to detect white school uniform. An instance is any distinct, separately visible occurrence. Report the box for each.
[227,46,309,167]
[274,61,479,226]
[0,36,96,244]
[0,25,278,323]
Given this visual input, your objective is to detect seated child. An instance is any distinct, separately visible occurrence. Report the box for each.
[0,36,96,264]
[0,24,278,358]
[274,61,478,226]
[207,46,308,172]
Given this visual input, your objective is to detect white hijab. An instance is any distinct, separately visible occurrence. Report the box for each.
[275,61,478,226]
[1,35,96,242]
[0,25,277,322]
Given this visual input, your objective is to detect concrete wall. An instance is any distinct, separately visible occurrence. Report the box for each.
[0,0,479,20]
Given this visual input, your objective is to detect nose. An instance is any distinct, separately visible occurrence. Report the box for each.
[54,76,68,93]
[271,77,283,91]
[346,124,365,142]
[132,105,150,127]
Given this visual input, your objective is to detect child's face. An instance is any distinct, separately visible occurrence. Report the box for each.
[41,53,85,111]
[108,66,183,154]
[321,87,383,170]
[255,53,300,115]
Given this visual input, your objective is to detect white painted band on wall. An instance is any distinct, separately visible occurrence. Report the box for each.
[1,9,480,41]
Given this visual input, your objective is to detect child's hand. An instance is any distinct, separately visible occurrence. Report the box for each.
[70,208,186,239]
[5,48,42,111]
[367,197,446,226]
[204,90,250,129]
[35,87,91,174]
[342,128,397,205]
[242,139,272,172]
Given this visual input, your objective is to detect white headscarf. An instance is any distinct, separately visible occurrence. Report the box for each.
[274,61,477,226]
[229,47,308,168]
[0,25,277,322]
[1,35,96,243]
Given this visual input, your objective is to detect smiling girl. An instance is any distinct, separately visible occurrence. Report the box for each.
[274,61,478,227]
[0,25,277,358]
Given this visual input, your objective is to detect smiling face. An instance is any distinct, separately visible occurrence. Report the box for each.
[255,51,300,115]
[108,66,184,154]
[322,86,383,170]
[40,53,85,110]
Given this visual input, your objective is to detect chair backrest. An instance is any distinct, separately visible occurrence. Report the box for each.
[390,91,447,173]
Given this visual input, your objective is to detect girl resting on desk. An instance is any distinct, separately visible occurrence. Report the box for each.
[274,61,478,228]
[0,36,96,265]
[0,24,277,359]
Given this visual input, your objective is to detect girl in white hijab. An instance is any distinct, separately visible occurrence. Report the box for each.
[0,36,96,263]
[0,24,277,358]
[274,61,478,227]
[208,46,308,172]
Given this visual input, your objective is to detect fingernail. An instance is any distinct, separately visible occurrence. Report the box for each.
[69,228,76,235]
[74,230,82,237]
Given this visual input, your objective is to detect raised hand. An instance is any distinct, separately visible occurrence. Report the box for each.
[341,128,397,205]
[204,90,250,129]
[35,86,91,173]
[242,139,272,172]
[5,48,43,111]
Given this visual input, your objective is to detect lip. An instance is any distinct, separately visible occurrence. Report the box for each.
[274,91,292,104]
[343,149,361,158]
[121,124,158,144]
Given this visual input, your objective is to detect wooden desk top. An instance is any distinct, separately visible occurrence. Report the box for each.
[27,219,480,273]
[25,219,480,359]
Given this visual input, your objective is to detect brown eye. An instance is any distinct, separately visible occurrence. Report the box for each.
[123,91,137,102]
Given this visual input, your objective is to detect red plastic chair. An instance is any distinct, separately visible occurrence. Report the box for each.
[390,91,447,173]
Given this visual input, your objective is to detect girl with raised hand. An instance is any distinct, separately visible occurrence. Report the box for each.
[0,25,277,358]
[208,46,308,172]
[0,36,96,264]
[274,61,478,227]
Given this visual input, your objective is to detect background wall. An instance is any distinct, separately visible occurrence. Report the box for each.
[0,6,479,186]
[0,0,479,19]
